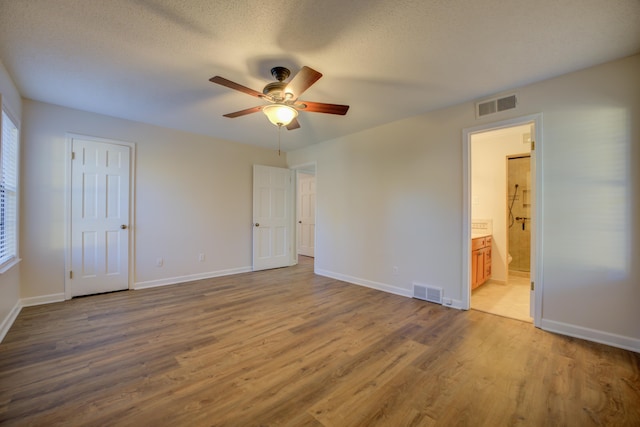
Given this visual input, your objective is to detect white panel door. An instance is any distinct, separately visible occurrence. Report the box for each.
[253,165,292,271]
[70,138,130,297]
[297,172,315,257]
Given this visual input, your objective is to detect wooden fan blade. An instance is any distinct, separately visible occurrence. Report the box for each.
[297,101,349,115]
[286,117,301,130]
[223,106,263,118]
[285,66,322,99]
[210,76,264,98]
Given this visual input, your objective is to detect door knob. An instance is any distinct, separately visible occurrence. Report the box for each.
[121,224,128,229]
[255,223,260,227]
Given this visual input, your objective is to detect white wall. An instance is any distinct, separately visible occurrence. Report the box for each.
[471,125,532,282]
[289,112,464,298]
[20,100,286,300]
[287,54,640,351]
[0,60,22,340]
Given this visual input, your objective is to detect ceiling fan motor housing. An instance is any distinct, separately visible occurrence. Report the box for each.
[264,67,293,101]
[262,81,289,101]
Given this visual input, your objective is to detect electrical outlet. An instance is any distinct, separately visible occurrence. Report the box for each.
[198,253,205,262]
[156,257,164,267]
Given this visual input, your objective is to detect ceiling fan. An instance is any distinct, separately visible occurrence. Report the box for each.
[209,66,349,130]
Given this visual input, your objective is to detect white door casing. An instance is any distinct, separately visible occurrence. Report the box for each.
[297,172,315,257]
[528,122,537,318]
[253,165,293,271]
[69,137,131,297]
[463,113,542,327]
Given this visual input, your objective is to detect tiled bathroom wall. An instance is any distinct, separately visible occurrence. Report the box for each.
[508,155,531,272]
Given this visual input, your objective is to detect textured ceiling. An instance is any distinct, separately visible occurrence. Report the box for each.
[1,0,639,151]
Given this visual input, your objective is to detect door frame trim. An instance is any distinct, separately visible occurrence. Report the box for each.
[462,114,543,327]
[64,133,136,300]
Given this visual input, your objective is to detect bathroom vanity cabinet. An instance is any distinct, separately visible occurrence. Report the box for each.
[471,235,492,289]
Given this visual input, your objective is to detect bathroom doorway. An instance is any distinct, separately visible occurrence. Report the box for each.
[468,122,535,322]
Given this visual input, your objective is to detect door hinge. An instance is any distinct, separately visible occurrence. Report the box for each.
[70,271,73,279]
[530,281,534,291]
[531,141,535,150]
[71,151,75,160]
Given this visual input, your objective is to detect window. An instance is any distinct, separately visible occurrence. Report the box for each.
[0,105,19,270]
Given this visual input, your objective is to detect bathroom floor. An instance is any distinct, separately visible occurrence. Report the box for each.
[471,273,532,322]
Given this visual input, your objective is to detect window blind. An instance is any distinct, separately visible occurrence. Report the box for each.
[0,109,18,266]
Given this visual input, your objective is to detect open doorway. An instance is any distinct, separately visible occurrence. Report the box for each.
[467,122,536,322]
[292,164,316,267]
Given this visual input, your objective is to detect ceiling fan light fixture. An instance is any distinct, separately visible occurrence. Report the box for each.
[210,65,349,130]
[262,104,298,127]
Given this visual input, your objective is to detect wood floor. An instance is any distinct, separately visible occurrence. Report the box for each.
[1,256,639,426]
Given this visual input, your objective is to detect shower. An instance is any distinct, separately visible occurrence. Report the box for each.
[507,156,531,272]
[508,184,519,228]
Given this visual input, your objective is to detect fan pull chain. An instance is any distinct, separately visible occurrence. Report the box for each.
[278,124,282,156]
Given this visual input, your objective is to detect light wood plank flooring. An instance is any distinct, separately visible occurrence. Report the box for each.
[1,256,639,426]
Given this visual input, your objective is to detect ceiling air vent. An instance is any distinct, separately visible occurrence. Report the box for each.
[476,93,517,118]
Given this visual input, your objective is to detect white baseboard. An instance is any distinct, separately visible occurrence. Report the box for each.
[314,268,467,310]
[21,293,65,307]
[315,268,413,298]
[2,293,66,343]
[540,318,640,354]
[134,266,252,290]
[443,298,465,310]
[0,299,22,342]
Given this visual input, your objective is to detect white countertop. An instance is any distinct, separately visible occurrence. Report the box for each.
[472,232,492,239]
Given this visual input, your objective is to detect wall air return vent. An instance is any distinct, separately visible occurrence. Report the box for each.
[413,283,443,304]
[476,93,517,119]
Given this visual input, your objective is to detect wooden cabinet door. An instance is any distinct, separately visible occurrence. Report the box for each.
[472,249,484,289]
[483,245,491,281]
[472,249,478,287]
